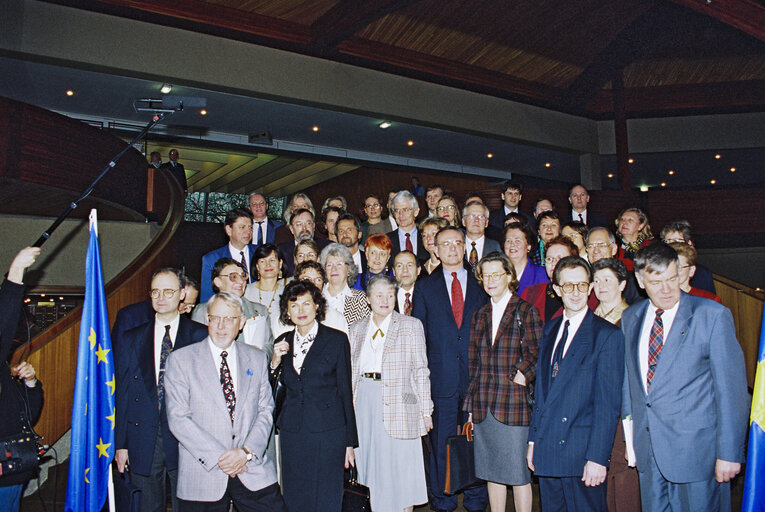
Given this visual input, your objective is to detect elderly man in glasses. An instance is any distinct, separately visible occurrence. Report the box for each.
[526,256,624,512]
[192,258,273,361]
[387,190,430,262]
[114,267,209,512]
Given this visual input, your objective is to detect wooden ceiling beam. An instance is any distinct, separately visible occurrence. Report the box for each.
[665,0,765,43]
[310,0,420,48]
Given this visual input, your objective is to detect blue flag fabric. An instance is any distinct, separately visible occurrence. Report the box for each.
[65,214,116,512]
[743,306,765,512]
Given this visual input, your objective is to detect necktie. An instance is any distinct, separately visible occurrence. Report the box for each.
[550,320,570,384]
[578,212,584,223]
[469,241,478,266]
[646,309,664,390]
[405,232,414,253]
[255,221,264,245]
[239,251,249,281]
[157,325,172,410]
[220,350,236,423]
[404,292,412,316]
[451,272,464,329]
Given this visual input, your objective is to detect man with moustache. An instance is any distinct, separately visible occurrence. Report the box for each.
[336,213,367,274]
[277,208,330,277]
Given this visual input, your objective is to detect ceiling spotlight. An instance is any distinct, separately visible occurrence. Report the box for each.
[730,167,736,172]
[407,140,414,146]
[710,179,717,184]
[160,84,172,94]
[639,185,649,192]
[312,126,319,132]
[65,90,74,96]
[715,154,721,159]
[607,173,614,178]
[200,109,207,115]
[545,162,551,168]
[486,153,493,159]
[668,170,675,175]
[378,121,391,129]
[661,182,667,187]
[628,158,635,164]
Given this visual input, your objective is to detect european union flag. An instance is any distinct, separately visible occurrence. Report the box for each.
[743,305,765,512]
[65,210,116,512]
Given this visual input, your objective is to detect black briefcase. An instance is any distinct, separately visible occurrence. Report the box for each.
[342,466,371,511]
[443,421,481,495]
[113,466,141,512]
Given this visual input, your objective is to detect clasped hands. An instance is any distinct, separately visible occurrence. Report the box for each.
[218,448,249,477]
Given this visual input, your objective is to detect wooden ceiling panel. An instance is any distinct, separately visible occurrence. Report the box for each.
[622,56,765,88]
[201,0,337,25]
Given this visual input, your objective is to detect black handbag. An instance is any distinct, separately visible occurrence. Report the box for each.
[443,421,481,495]
[342,465,371,511]
[113,466,141,512]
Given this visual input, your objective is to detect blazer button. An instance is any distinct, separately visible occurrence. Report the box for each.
[646,402,651,408]
[134,398,139,402]
[133,375,138,379]
[232,435,236,439]
[134,422,139,427]
[561,417,567,422]
[559,440,566,445]
[646,426,650,432]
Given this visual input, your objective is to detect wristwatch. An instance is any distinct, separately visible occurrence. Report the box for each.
[241,446,253,462]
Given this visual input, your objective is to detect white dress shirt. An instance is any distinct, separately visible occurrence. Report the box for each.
[443,267,467,303]
[359,313,392,373]
[293,321,319,374]
[490,290,512,344]
[228,242,251,275]
[351,248,362,270]
[208,339,238,394]
[252,219,268,244]
[550,307,588,364]
[571,209,587,224]
[397,286,415,313]
[154,314,180,384]
[638,300,680,393]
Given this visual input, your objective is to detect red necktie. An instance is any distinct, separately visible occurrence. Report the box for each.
[646,309,664,390]
[404,292,412,316]
[405,232,413,253]
[451,272,464,328]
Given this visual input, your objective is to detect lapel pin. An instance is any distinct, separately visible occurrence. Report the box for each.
[246,368,253,376]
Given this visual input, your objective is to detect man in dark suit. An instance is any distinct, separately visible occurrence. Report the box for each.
[463,202,501,271]
[392,250,420,314]
[659,219,716,294]
[336,213,367,275]
[622,243,748,511]
[488,181,535,234]
[527,256,624,511]
[114,267,208,512]
[200,208,257,302]
[388,190,430,262]
[161,148,187,194]
[413,226,489,512]
[561,184,608,227]
[277,208,331,277]
[249,192,283,247]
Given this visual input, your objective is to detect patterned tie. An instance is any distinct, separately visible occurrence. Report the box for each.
[157,325,173,410]
[469,241,478,266]
[646,309,664,390]
[239,251,249,281]
[255,221,264,245]
[405,232,413,253]
[451,272,464,329]
[220,351,236,423]
[404,292,412,316]
[550,320,570,384]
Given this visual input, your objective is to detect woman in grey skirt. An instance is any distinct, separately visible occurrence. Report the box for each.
[463,252,542,512]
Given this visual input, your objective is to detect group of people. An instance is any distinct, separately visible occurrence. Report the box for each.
[0,175,750,512]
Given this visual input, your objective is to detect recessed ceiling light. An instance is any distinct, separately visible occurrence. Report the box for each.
[544,162,551,168]
[668,170,675,175]
[65,90,74,96]
[407,140,414,146]
[628,158,635,164]
[378,121,391,129]
[200,109,207,115]
[486,153,493,158]
[312,126,319,132]
[661,182,667,187]
[160,84,172,94]
[715,154,721,159]
[639,185,649,192]
[710,179,717,184]
[730,167,736,172]
[607,173,614,178]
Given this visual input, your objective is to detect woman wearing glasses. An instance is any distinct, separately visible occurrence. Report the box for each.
[436,195,461,228]
[293,239,320,266]
[320,243,370,334]
[503,222,548,296]
[360,193,392,244]
[245,243,289,338]
[269,280,358,512]
[464,252,541,512]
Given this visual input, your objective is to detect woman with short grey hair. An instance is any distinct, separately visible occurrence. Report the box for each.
[320,243,369,334]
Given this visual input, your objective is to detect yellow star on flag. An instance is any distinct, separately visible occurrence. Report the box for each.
[84,467,90,484]
[105,375,116,395]
[106,409,116,430]
[89,327,96,350]
[95,344,110,365]
[96,437,111,458]
[751,359,765,428]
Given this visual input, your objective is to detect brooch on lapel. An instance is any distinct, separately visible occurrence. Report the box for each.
[246,368,253,376]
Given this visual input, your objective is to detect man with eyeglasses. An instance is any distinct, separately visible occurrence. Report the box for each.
[249,192,282,248]
[659,219,716,294]
[586,227,643,305]
[387,190,430,262]
[115,267,208,512]
[413,226,489,512]
[277,208,331,277]
[164,292,288,511]
[192,258,274,360]
[462,202,500,270]
[527,256,624,512]
[200,208,257,302]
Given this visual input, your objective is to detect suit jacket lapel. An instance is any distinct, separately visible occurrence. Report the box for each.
[195,339,230,418]
[136,323,159,405]
[352,317,370,366]
[493,295,520,348]
[382,313,400,363]
[233,344,253,431]
[649,295,691,392]
[546,311,593,403]
[537,316,561,400]
[301,324,330,371]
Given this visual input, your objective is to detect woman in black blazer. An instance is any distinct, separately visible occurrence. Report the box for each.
[269,280,358,512]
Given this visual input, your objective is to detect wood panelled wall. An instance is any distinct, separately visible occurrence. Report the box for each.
[0,97,147,217]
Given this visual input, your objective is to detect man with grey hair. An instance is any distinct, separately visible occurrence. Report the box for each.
[622,242,747,511]
[387,190,429,262]
[249,192,282,247]
[274,193,316,245]
[462,201,500,269]
[586,226,642,304]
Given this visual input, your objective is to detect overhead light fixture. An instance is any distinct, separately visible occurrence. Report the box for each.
[710,179,717,184]
[486,153,493,159]
[661,182,667,187]
[628,158,635,164]
[545,162,551,168]
[607,173,614,178]
[378,121,391,129]
[407,140,414,146]
[668,170,675,175]
[200,109,207,115]
[312,126,319,132]
[639,185,649,192]
[160,84,173,94]
[66,90,74,96]
[730,167,736,172]
[715,154,721,159]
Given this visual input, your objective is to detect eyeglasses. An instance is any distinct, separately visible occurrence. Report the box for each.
[465,214,487,221]
[150,288,180,299]
[249,201,266,207]
[208,315,241,327]
[663,238,686,244]
[482,272,507,281]
[218,271,248,282]
[558,282,590,294]
[438,240,464,248]
[394,207,414,214]
[545,256,562,264]
[586,242,612,250]
[437,205,456,211]
[364,203,381,209]
[325,261,347,270]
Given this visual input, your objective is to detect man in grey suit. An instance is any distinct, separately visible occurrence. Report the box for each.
[462,202,501,271]
[622,243,748,511]
[165,292,287,511]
